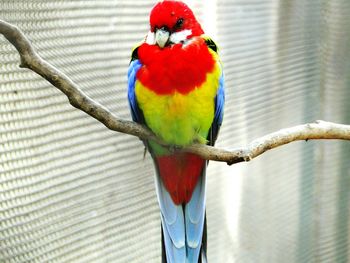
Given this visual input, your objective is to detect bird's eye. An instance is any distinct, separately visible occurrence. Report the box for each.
[174,18,184,30]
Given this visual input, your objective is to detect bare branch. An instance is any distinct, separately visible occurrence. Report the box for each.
[187,120,350,165]
[1,20,350,165]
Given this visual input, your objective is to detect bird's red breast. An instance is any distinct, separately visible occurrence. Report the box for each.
[136,37,215,95]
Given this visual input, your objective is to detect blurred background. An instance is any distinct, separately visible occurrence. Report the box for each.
[0,0,349,262]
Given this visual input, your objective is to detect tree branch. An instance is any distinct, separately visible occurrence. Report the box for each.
[187,120,350,164]
[1,19,350,165]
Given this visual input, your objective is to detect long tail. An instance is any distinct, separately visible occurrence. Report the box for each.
[154,162,207,263]
[161,216,207,263]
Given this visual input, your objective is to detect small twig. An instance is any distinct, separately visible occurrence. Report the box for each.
[1,19,350,165]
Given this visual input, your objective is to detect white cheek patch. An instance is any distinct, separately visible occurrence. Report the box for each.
[146,31,156,45]
[169,29,192,44]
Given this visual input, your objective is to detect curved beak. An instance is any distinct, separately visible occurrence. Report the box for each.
[155,27,170,48]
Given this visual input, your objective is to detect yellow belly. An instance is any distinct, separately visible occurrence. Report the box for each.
[135,62,221,148]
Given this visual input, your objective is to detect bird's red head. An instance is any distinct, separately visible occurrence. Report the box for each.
[148,1,204,48]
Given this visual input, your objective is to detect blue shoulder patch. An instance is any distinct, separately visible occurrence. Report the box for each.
[127,59,144,124]
[208,71,225,145]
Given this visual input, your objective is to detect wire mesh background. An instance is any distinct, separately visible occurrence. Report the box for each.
[0,0,349,262]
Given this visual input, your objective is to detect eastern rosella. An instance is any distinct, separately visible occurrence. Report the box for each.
[127,1,224,262]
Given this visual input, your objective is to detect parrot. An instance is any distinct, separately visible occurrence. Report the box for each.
[127,1,224,262]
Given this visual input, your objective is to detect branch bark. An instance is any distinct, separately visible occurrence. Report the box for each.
[1,19,350,165]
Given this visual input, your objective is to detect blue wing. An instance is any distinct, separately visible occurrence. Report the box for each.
[208,68,225,146]
[127,56,145,124]
[203,36,225,146]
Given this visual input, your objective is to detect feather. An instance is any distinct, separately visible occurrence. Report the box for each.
[127,59,144,124]
[154,165,186,263]
[155,159,207,263]
[185,166,207,262]
[208,70,225,145]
